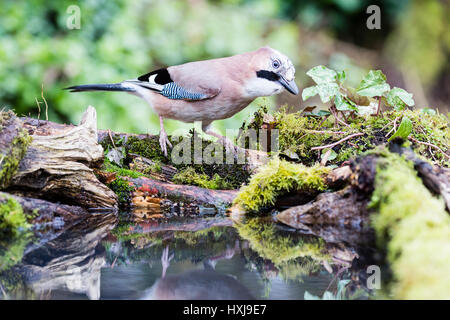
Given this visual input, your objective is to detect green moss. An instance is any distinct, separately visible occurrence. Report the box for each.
[278,258,321,283]
[233,157,330,213]
[107,178,134,206]
[102,133,250,190]
[0,195,31,238]
[126,136,168,163]
[0,111,33,189]
[370,152,450,299]
[172,167,233,190]
[102,158,144,179]
[173,226,227,246]
[0,234,32,272]
[235,218,329,266]
[0,195,33,272]
[272,108,448,167]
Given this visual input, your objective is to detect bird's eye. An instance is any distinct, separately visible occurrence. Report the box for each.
[272,59,281,69]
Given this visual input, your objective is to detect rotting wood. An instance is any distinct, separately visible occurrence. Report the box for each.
[10,107,118,209]
[124,176,238,207]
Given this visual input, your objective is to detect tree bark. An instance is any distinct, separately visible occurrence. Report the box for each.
[9,107,118,209]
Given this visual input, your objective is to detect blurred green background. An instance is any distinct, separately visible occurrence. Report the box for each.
[0,0,448,135]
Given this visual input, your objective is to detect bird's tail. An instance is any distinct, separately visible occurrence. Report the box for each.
[64,83,136,93]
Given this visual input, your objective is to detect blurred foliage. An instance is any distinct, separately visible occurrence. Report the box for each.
[0,0,301,135]
[385,0,450,87]
[0,0,447,135]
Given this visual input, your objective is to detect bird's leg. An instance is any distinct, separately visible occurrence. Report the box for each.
[159,116,172,157]
[202,122,242,155]
[161,245,174,279]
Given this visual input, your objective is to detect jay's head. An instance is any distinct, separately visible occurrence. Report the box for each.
[244,46,298,98]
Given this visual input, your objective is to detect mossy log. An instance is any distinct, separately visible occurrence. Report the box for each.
[0,111,32,189]
[0,191,95,253]
[388,141,450,212]
[276,142,449,247]
[10,107,117,209]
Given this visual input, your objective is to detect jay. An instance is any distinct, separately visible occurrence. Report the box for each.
[66,46,298,156]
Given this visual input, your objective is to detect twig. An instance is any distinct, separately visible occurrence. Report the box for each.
[311,133,364,151]
[306,130,347,135]
[375,96,382,116]
[41,83,49,121]
[408,137,450,160]
[330,105,349,127]
[35,97,41,120]
[108,129,117,149]
[385,117,399,137]
[111,255,118,269]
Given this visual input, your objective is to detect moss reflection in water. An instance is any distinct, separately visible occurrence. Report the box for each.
[235,218,330,266]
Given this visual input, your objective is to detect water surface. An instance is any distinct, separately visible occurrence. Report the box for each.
[0,213,369,300]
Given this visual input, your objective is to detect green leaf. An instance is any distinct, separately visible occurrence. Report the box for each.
[306,65,337,84]
[302,86,318,101]
[334,92,358,111]
[357,70,390,97]
[336,70,346,83]
[388,117,413,142]
[321,148,337,161]
[345,87,370,106]
[316,82,339,103]
[386,87,415,110]
[420,108,436,115]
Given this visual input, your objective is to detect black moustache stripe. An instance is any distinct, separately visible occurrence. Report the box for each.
[256,70,280,81]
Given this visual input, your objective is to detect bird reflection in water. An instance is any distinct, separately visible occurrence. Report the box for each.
[142,242,254,300]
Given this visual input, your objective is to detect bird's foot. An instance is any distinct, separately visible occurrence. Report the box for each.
[159,130,173,157]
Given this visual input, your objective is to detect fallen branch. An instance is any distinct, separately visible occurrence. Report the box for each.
[124,176,238,207]
[311,133,364,151]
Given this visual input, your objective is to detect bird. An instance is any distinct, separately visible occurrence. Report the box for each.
[65,46,298,157]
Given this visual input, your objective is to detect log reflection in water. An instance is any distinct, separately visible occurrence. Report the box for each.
[17,213,117,300]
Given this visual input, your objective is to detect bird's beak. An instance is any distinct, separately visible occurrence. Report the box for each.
[278,76,299,95]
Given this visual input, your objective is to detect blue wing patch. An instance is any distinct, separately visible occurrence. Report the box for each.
[160,82,207,100]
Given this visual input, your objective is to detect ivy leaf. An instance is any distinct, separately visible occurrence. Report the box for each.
[316,82,339,103]
[336,70,346,83]
[321,148,337,161]
[357,70,390,97]
[388,117,413,142]
[386,87,415,110]
[334,92,358,111]
[302,86,318,101]
[306,65,337,84]
[345,87,370,106]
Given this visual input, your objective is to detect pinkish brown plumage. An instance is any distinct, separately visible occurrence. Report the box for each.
[66,47,298,156]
